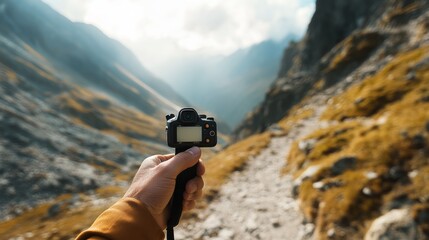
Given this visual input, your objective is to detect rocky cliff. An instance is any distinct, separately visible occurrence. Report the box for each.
[235,0,428,138]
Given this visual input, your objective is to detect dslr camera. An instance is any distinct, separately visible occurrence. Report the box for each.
[166,108,217,148]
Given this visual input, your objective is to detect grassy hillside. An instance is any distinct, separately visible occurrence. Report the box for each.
[284,45,429,239]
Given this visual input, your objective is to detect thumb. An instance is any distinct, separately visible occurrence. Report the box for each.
[161,147,201,178]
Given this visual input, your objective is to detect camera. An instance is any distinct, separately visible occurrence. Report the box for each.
[166,108,217,148]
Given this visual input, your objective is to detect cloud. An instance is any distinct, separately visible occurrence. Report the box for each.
[42,0,315,76]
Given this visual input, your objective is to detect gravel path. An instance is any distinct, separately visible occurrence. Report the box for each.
[174,104,326,240]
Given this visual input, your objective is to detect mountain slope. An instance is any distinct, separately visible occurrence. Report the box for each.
[0,0,191,221]
[0,0,188,114]
[233,0,429,238]
[235,0,390,138]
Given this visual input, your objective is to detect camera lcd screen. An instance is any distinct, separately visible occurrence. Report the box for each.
[177,126,202,142]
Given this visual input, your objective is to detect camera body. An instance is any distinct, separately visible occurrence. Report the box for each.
[166,108,217,148]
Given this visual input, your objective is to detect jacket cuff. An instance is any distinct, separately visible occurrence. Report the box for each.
[76,197,165,240]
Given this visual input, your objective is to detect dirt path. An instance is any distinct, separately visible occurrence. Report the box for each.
[175,100,328,240]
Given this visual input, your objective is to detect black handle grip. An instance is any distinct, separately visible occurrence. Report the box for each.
[167,147,197,228]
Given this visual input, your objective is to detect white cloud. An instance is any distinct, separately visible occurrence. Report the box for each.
[42,0,315,76]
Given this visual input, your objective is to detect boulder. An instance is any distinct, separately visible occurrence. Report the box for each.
[331,156,357,175]
[365,208,424,240]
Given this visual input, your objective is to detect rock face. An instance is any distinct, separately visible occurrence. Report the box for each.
[235,0,428,139]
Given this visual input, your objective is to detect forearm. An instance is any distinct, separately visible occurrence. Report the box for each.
[76,198,165,240]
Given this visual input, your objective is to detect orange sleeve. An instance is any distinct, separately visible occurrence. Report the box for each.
[76,197,165,240]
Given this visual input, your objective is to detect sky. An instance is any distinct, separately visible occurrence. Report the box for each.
[42,0,315,80]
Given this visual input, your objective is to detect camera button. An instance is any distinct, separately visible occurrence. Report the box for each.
[206,138,210,143]
[205,123,210,129]
[209,130,216,136]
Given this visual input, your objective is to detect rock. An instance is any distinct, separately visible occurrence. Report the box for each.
[203,215,222,234]
[300,223,315,238]
[6,186,16,196]
[354,97,365,105]
[407,170,418,179]
[389,166,407,181]
[416,208,429,225]
[272,221,281,228]
[313,181,325,190]
[46,203,61,219]
[327,228,335,238]
[362,187,372,196]
[298,139,317,155]
[387,194,415,210]
[406,71,417,81]
[268,124,285,136]
[218,228,235,239]
[331,156,357,175]
[365,208,424,240]
[411,134,426,149]
[365,171,378,180]
[245,215,258,233]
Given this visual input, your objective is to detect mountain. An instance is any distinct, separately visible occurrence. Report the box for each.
[235,0,390,138]
[163,36,295,128]
[234,0,429,238]
[0,0,190,219]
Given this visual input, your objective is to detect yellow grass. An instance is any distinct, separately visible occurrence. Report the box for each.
[285,45,429,239]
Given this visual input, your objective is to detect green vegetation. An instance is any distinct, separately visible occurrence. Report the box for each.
[285,45,429,239]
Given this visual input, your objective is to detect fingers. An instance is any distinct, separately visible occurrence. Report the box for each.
[183,176,204,203]
[186,176,204,193]
[196,160,205,176]
[182,200,196,211]
[159,147,201,178]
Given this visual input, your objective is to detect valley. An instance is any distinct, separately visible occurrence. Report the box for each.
[1,0,429,239]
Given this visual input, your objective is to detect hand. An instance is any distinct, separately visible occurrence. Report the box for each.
[123,147,205,229]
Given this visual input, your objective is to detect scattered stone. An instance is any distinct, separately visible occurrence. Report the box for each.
[46,203,62,219]
[354,97,365,105]
[388,194,415,210]
[299,223,315,239]
[298,139,317,155]
[218,228,235,239]
[203,215,222,232]
[365,171,378,180]
[416,208,429,224]
[408,170,418,179]
[389,166,407,180]
[406,71,417,81]
[268,124,286,136]
[411,134,426,149]
[245,215,258,233]
[272,221,281,228]
[331,156,357,175]
[313,181,325,190]
[364,208,422,240]
[6,186,16,196]
[363,187,372,196]
[327,228,335,238]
